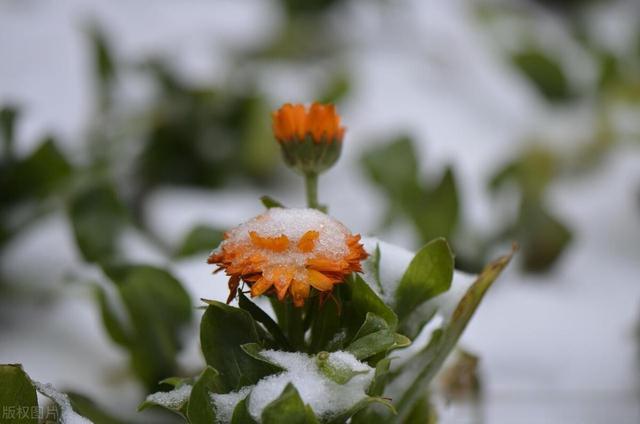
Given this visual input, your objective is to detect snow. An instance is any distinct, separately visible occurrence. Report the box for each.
[34,381,93,424]
[213,350,373,422]
[144,384,192,411]
[222,207,349,257]
[217,207,351,282]
[211,385,253,423]
[1,0,639,423]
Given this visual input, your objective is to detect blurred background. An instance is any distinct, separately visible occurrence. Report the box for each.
[1,0,639,422]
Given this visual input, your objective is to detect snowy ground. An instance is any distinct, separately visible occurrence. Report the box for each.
[1,0,639,423]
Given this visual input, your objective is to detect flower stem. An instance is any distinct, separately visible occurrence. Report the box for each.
[285,302,306,351]
[304,171,320,209]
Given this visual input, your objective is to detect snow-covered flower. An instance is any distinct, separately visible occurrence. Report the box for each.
[208,207,367,307]
[271,103,344,174]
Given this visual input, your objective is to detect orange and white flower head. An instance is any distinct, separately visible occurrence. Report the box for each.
[208,208,368,307]
[271,103,345,174]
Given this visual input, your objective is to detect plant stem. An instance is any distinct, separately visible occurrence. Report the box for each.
[285,302,306,351]
[304,171,320,209]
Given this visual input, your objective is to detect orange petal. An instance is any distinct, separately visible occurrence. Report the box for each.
[271,266,294,301]
[290,279,310,307]
[298,230,319,252]
[251,277,273,297]
[307,269,334,291]
[249,231,290,252]
[307,257,348,273]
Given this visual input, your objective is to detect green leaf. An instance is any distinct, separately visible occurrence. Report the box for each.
[231,396,258,424]
[394,238,454,324]
[68,182,127,264]
[346,314,397,360]
[260,195,284,209]
[370,244,384,295]
[94,285,130,347]
[103,265,192,389]
[309,295,343,353]
[512,49,570,102]
[239,95,279,178]
[200,301,281,392]
[403,396,437,424]
[0,137,72,206]
[517,201,572,272]
[261,384,318,424]
[346,274,398,335]
[360,136,418,195]
[411,167,459,243]
[318,71,351,104]
[67,392,133,424]
[367,357,392,397]
[87,24,117,89]
[138,384,191,417]
[159,376,194,388]
[175,224,224,258]
[238,292,292,350]
[394,248,515,420]
[0,106,18,160]
[0,364,38,424]
[187,367,225,424]
[328,397,396,424]
[241,343,286,372]
[316,352,369,385]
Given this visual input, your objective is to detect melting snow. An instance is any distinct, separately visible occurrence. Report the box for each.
[34,381,93,424]
[217,208,351,281]
[144,384,192,411]
[212,350,373,423]
[211,385,253,423]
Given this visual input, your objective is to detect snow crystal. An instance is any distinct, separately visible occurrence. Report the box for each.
[217,208,350,281]
[211,385,253,423]
[144,384,192,410]
[327,350,371,373]
[34,381,93,424]
[214,350,373,422]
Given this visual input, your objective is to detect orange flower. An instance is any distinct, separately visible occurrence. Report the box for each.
[208,208,368,307]
[272,103,345,144]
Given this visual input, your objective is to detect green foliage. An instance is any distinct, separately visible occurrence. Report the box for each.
[360,136,460,247]
[0,364,38,424]
[490,147,572,272]
[231,397,258,424]
[516,200,572,272]
[1,365,99,423]
[175,224,224,258]
[280,0,345,16]
[135,62,278,192]
[239,292,293,350]
[0,106,18,160]
[0,131,73,249]
[512,49,570,102]
[68,182,128,264]
[261,384,319,424]
[394,238,454,324]
[200,301,282,392]
[187,367,225,424]
[393,249,514,420]
[98,265,193,390]
[68,392,135,424]
[260,195,285,209]
[0,137,72,207]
